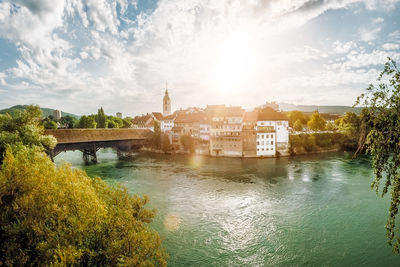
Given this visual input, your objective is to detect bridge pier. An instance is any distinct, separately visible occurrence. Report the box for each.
[81,145,98,163]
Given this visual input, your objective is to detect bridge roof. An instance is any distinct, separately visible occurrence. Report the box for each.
[45,128,153,144]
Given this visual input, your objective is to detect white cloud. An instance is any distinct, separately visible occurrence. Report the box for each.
[382,43,400,50]
[333,41,358,54]
[359,27,381,41]
[0,0,400,114]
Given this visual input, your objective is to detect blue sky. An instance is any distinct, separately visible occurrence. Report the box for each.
[0,0,399,116]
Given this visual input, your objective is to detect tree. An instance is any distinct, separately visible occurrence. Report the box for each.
[0,105,56,163]
[325,122,337,131]
[288,110,308,126]
[307,112,326,131]
[335,112,360,137]
[180,135,195,153]
[60,115,77,128]
[151,121,161,149]
[107,116,123,128]
[293,120,303,131]
[122,117,133,128]
[356,58,400,252]
[0,146,167,266]
[161,133,172,153]
[96,107,107,128]
[42,116,58,129]
[43,119,57,129]
[77,115,96,128]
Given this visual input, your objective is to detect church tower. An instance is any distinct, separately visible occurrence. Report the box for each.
[163,86,171,116]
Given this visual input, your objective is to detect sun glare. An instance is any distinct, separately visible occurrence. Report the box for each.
[211,31,258,94]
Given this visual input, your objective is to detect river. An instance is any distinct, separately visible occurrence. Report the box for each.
[55,149,399,266]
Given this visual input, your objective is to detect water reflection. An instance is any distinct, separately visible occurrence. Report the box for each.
[54,150,398,267]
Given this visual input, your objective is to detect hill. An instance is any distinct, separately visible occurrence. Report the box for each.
[278,103,363,114]
[0,105,80,118]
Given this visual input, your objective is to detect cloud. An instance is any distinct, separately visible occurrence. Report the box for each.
[0,0,399,114]
[333,41,358,54]
[382,43,400,50]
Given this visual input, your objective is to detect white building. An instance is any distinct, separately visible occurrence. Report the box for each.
[256,111,289,157]
[53,109,61,120]
[161,114,175,132]
[199,121,210,141]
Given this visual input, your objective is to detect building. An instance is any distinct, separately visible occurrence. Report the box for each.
[207,105,245,157]
[199,118,210,141]
[256,108,289,157]
[160,114,176,132]
[132,114,155,131]
[242,111,257,157]
[116,112,122,118]
[53,109,61,120]
[163,89,171,116]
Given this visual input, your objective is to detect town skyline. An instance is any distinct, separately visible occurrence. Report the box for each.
[0,0,399,115]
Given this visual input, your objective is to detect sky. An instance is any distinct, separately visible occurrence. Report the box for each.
[0,0,399,116]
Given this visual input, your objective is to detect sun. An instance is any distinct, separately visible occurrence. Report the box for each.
[211,31,259,94]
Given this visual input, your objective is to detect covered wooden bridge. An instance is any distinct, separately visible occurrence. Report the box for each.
[45,128,153,163]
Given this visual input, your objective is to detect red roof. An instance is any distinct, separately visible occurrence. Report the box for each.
[174,112,207,123]
[162,114,176,120]
[152,112,163,120]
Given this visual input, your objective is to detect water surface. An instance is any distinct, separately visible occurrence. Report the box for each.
[55,150,399,266]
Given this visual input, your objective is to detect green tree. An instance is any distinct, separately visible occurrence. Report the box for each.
[122,117,133,128]
[77,115,96,128]
[0,105,56,163]
[307,112,326,131]
[151,121,161,149]
[107,116,123,128]
[42,116,58,129]
[60,115,77,128]
[293,120,303,131]
[335,112,360,137]
[325,122,337,131]
[356,58,400,252]
[96,107,107,128]
[0,146,167,266]
[43,119,57,129]
[288,110,309,126]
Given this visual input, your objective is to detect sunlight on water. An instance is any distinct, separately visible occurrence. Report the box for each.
[55,149,400,266]
[164,214,181,232]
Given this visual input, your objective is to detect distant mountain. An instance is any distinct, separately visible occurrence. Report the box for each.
[278,103,363,114]
[0,105,80,118]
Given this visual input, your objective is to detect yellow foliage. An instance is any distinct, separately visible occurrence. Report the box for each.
[0,146,167,266]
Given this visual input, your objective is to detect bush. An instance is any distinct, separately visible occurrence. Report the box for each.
[303,135,318,152]
[0,105,56,163]
[0,146,167,266]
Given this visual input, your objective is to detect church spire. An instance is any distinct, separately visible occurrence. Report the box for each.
[163,83,171,116]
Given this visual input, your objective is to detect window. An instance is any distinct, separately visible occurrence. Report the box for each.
[271,141,274,145]
[257,141,259,145]
[266,141,269,145]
